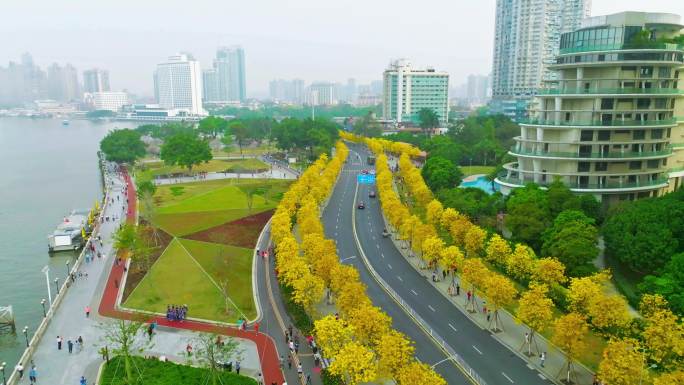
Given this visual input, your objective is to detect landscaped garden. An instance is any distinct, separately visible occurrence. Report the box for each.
[138,158,270,178]
[122,178,291,323]
[99,356,257,385]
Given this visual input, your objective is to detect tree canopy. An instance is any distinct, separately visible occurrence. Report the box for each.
[99,129,146,164]
[160,132,212,171]
[420,156,463,192]
[505,184,550,251]
[542,210,598,277]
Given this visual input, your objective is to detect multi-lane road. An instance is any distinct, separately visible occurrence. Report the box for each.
[321,143,551,385]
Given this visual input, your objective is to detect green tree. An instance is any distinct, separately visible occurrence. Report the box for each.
[639,253,684,315]
[353,111,383,137]
[438,187,502,221]
[98,319,152,385]
[505,184,550,251]
[160,132,212,172]
[197,116,227,138]
[417,108,440,136]
[114,223,137,255]
[228,121,250,156]
[542,210,598,277]
[100,129,146,164]
[190,333,242,385]
[421,156,463,192]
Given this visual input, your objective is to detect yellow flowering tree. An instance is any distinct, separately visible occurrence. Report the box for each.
[653,371,684,385]
[397,361,446,385]
[640,295,684,371]
[347,304,392,346]
[425,199,444,226]
[483,273,517,331]
[329,341,377,385]
[440,207,459,232]
[421,236,445,269]
[376,330,414,379]
[552,312,589,384]
[314,315,355,358]
[597,338,647,385]
[506,244,536,282]
[485,233,511,267]
[532,257,567,286]
[517,283,554,356]
[464,226,487,258]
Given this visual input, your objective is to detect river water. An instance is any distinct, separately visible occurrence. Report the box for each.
[0,117,127,369]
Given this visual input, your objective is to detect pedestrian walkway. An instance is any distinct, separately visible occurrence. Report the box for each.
[152,161,298,186]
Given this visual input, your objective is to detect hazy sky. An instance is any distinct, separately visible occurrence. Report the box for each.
[2,0,683,98]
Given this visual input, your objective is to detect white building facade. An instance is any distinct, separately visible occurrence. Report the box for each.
[92,91,128,112]
[155,54,205,116]
[382,59,449,125]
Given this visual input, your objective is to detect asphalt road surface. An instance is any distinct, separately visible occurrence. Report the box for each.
[321,143,552,385]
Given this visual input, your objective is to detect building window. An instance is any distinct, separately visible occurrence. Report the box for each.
[578,162,590,172]
[580,130,594,141]
[637,99,650,109]
[651,129,663,139]
[647,159,660,168]
[633,130,645,140]
[658,67,672,78]
[629,161,642,170]
[595,162,608,171]
[597,131,611,141]
[601,99,614,109]
[640,66,654,78]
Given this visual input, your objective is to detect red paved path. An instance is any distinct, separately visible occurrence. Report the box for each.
[98,168,284,385]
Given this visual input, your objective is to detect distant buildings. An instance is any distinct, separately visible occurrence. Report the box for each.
[467,74,491,105]
[202,68,220,102]
[202,46,246,103]
[0,53,47,106]
[91,91,129,112]
[47,63,80,102]
[83,69,110,93]
[154,53,205,116]
[382,59,449,125]
[306,82,337,106]
[269,79,305,103]
[490,0,591,120]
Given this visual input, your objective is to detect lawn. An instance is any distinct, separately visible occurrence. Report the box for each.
[157,186,273,214]
[153,179,291,210]
[153,209,256,237]
[460,165,496,177]
[140,158,269,177]
[100,356,257,385]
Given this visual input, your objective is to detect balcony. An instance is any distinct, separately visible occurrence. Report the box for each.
[509,145,672,160]
[537,88,684,96]
[496,175,669,191]
[519,117,677,127]
[559,43,684,55]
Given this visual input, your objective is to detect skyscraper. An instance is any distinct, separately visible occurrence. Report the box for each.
[47,63,80,102]
[214,46,246,102]
[307,82,336,106]
[490,0,591,120]
[466,74,491,105]
[269,79,305,103]
[155,53,205,115]
[382,59,449,124]
[202,69,220,102]
[83,69,110,93]
[0,53,47,106]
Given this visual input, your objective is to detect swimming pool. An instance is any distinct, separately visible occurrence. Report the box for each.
[459,175,500,195]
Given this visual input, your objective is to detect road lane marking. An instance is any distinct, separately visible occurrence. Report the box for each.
[428,305,436,312]
[376,245,380,249]
[502,372,514,383]
[526,364,534,370]
[387,264,392,270]
[472,345,483,355]
[448,323,457,332]
[372,236,375,240]
[381,253,384,258]
[537,373,546,380]
[397,276,403,282]
[411,289,418,296]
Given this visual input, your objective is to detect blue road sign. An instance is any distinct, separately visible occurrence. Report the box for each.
[357,174,376,184]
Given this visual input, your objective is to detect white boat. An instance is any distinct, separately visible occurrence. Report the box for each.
[62,119,70,126]
[48,210,89,253]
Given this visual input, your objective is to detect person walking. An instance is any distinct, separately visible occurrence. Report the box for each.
[78,336,84,352]
[85,305,91,318]
[57,335,63,350]
[254,322,260,334]
[68,338,74,354]
[297,363,303,377]
[287,354,293,369]
[29,366,37,384]
[540,351,546,367]
[235,360,241,375]
[15,362,24,379]
[80,376,87,385]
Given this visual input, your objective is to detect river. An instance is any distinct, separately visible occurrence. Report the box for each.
[0,117,129,369]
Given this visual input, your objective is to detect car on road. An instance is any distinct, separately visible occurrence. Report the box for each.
[382,228,390,238]
[361,169,369,174]
[357,201,365,209]
[369,190,376,198]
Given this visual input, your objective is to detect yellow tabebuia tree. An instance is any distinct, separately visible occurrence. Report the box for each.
[640,295,684,371]
[328,341,377,385]
[425,199,444,226]
[483,273,517,331]
[653,370,684,385]
[397,361,447,385]
[439,207,459,231]
[586,294,631,333]
[506,244,536,282]
[597,338,647,385]
[314,315,355,358]
[552,312,589,384]
[464,225,487,258]
[439,245,464,275]
[291,272,325,315]
[485,233,511,267]
[337,280,371,315]
[567,272,607,314]
[517,283,554,356]
[448,213,472,247]
[376,330,414,379]
[347,304,392,346]
[532,257,567,286]
[421,236,445,268]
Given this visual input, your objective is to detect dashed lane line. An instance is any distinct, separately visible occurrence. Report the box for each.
[387,264,392,270]
[448,323,457,332]
[428,305,436,312]
[411,289,418,296]
[502,372,514,383]
[472,345,483,355]
[397,276,403,282]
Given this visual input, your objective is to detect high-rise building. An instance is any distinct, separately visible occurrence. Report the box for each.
[382,59,449,124]
[490,0,591,120]
[202,69,220,102]
[154,53,205,115]
[92,91,128,112]
[306,82,336,106]
[269,79,305,103]
[466,74,491,105]
[497,11,684,205]
[47,63,80,102]
[0,53,48,106]
[214,46,246,102]
[83,69,110,93]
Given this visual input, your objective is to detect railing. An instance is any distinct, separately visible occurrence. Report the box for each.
[559,42,684,54]
[496,175,669,190]
[537,87,684,95]
[510,145,673,159]
[519,118,677,127]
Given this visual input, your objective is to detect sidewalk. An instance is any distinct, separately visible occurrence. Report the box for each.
[382,216,595,385]
[152,162,298,186]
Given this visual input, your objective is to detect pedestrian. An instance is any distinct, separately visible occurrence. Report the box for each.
[456,283,460,296]
[186,343,193,356]
[257,372,263,385]
[68,338,74,353]
[287,354,292,369]
[29,366,37,384]
[306,373,312,385]
[80,376,87,385]
[466,290,471,302]
[289,340,295,352]
[442,269,447,280]
[540,351,546,367]
[486,310,491,323]
[288,324,293,336]
[297,363,303,377]
[279,355,284,369]
[254,321,260,334]
[85,305,91,318]
[57,335,63,350]
[15,362,24,378]
[235,360,241,375]
[78,336,84,351]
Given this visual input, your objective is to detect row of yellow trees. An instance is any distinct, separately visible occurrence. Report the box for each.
[270,140,447,385]
[340,131,683,385]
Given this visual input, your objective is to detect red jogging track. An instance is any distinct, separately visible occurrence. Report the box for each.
[98,168,284,385]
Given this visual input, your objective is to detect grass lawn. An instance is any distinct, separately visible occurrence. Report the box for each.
[153,209,258,237]
[460,165,496,177]
[154,179,291,210]
[157,185,273,214]
[100,356,257,385]
[123,238,232,322]
[179,238,256,320]
[140,158,269,177]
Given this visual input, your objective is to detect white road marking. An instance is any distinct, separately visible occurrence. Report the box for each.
[372,236,376,240]
[526,364,534,370]
[411,289,418,296]
[376,245,380,249]
[537,373,546,380]
[387,264,392,270]
[472,345,483,355]
[428,305,436,312]
[397,276,403,282]
[381,253,384,258]
[448,323,457,332]
[502,372,514,383]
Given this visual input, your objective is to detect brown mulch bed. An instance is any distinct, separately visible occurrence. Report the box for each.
[120,221,173,303]
[183,209,274,249]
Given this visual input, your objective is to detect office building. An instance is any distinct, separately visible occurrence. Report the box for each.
[154,53,205,116]
[307,82,337,106]
[497,12,684,205]
[466,74,491,105]
[490,0,591,120]
[214,46,246,102]
[269,79,305,103]
[0,53,48,106]
[382,59,449,125]
[47,63,80,102]
[92,91,128,112]
[202,69,220,102]
[83,69,110,93]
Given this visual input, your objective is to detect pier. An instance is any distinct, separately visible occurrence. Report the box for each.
[0,306,15,333]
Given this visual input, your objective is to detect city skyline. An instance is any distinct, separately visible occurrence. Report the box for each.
[2,0,680,98]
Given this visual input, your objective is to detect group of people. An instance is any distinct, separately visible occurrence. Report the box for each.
[56,335,85,354]
[165,304,188,321]
[13,362,38,384]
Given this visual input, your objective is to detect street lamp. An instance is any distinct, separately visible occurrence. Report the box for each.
[0,361,6,385]
[54,277,60,295]
[22,326,29,347]
[40,299,47,317]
